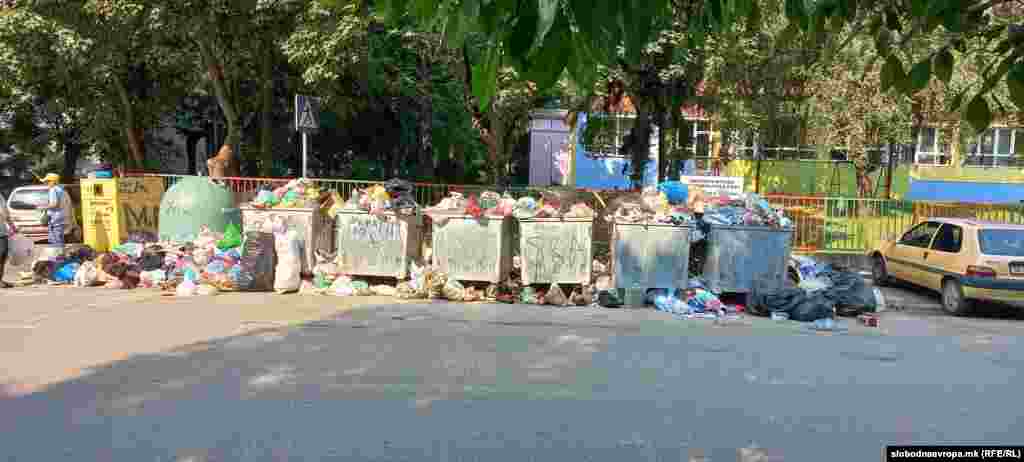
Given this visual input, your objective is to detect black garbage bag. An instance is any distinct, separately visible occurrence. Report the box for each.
[752,287,834,322]
[75,246,96,262]
[383,178,418,210]
[791,292,835,322]
[598,289,623,308]
[821,270,877,316]
[383,178,413,196]
[139,248,165,272]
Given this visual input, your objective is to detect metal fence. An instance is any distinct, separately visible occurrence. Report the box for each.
[137,173,1024,256]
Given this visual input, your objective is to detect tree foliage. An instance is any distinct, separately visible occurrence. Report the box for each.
[354,0,1024,134]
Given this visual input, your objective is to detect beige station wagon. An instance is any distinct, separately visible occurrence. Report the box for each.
[5,185,80,243]
[870,218,1024,315]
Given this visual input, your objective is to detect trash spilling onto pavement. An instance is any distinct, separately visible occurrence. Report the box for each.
[750,256,879,323]
[16,174,887,335]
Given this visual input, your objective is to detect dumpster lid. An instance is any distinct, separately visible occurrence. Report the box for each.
[518,217,594,223]
[613,220,693,228]
[708,224,794,232]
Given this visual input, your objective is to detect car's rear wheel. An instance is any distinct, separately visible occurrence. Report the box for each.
[942,279,971,316]
[871,255,889,287]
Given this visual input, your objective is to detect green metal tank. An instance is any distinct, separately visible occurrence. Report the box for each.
[158,176,241,242]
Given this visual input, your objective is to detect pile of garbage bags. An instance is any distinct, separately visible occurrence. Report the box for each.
[426,189,595,220]
[750,259,881,321]
[606,181,696,227]
[426,190,517,218]
[338,178,419,215]
[700,192,793,229]
[650,279,745,320]
[251,178,322,209]
[20,223,258,296]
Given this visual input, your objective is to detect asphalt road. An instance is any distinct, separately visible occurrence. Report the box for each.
[3,299,1023,462]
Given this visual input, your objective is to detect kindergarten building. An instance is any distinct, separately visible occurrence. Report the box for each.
[529,92,1024,203]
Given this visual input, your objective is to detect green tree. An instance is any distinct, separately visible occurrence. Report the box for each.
[356,0,1024,134]
[15,0,196,169]
[157,0,307,177]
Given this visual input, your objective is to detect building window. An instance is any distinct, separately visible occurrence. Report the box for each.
[761,117,816,160]
[966,127,1021,167]
[723,130,758,159]
[914,127,949,165]
[677,118,713,157]
[580,113,634,159]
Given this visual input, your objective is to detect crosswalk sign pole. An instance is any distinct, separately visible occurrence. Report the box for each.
[295,94,319,178]
[302,131,308,178]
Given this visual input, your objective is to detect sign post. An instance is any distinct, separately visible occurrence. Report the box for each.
[294,94,320,178]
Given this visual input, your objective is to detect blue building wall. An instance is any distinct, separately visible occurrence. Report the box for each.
[573,112,660,190]
[906,178,1024,204]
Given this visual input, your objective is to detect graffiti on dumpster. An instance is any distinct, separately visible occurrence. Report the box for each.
[521,221,591,284]
[433,219,500,278]
[336,214,410,276]
[124,204,159,231]
[348,218,402,245]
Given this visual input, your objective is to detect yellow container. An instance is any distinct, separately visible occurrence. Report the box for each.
[80,177,165,251]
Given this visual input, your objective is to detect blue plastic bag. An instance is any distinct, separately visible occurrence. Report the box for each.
[53,262,80,283]
[657,181,689,205]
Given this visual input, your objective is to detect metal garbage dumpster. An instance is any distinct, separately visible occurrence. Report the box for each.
[240,206,334,275]
[430,214,514,283]
[702,225,793,294]
[334,210,423,279]
[611,221,691,293]
[518,217,593,285]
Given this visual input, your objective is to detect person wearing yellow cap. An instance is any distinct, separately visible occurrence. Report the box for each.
[42,173,71,246]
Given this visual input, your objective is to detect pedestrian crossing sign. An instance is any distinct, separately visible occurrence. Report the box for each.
[295,94,320,133]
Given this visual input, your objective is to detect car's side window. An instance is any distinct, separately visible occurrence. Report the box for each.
[930,224,963,253]
[899,222,941,248]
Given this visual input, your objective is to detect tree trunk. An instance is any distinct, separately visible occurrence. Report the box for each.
[186,132,201,175]
[62,138,81,183]
[113,79,146,168]
[197,39,241,178]
[488,110,507,186]
[416,58,435,181]
[657,105,668,182]
[626,105,652,189]
[259,42,274,176]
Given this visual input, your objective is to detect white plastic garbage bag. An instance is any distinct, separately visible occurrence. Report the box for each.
[74,261,99,287]
[7,233,33,267]
[197,283,220,296]
[273,229,303,294]
[176,279,198,297]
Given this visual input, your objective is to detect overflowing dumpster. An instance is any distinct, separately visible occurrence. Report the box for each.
[702,225,793,294]
[334,210,423,279]
[611,221,692,291]
[518,217,593,285]
[241,206,333,275]
[430,214,514,283]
